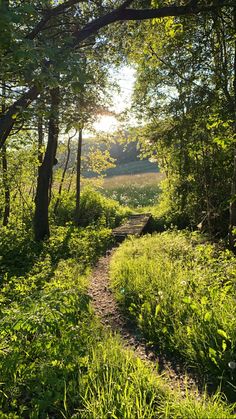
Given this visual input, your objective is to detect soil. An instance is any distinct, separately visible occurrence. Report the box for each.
[88,247,202,398]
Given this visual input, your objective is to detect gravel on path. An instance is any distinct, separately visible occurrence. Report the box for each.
[88,248,201,398]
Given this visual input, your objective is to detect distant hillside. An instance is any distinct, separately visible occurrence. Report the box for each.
[82,138,158,177]
[57,137,158,177]
[99,160,158,178]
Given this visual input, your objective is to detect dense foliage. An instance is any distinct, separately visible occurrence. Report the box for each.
[0,1,236,416]
[127,8,235,238]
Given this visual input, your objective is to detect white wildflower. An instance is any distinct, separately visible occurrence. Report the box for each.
[158,290,163,299]
[228,361,236,370]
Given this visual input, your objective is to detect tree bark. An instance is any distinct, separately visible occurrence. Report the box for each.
[1,81,10,226]
[74,128,83,225]
[54,133,73,214]
[67,166,75,193]
[37,115,44,165]
[34,87,60,241]
[2,144,10,226]
[228,7,236,249]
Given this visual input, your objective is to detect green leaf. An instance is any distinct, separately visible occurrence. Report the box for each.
[217,329,229,340]
[183,296,192,304]
[155,304,161,317]
[204,311,212,322]
[222,340,227,352]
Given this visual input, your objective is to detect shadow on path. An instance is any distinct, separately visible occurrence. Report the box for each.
[88,248,204,399]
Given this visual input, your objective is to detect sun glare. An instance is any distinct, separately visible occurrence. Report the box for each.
[92,66,136,134]
[93,115,119,133]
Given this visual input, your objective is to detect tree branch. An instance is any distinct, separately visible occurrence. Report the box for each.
[72,0,231,46]
[26,0,84,40]
[0,0,232,148]
[0,86,39,148]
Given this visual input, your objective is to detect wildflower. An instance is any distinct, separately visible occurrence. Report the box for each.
[158,290,163,300]
[228,361,236,370]
[181,280,187,286]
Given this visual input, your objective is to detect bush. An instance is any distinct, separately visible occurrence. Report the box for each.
[77,187,129,228]
[52,187,129,228]
[110,231,236,399]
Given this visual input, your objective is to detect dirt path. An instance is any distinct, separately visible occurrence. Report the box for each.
[88,247,200,397]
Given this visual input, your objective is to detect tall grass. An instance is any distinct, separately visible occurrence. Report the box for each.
[101,172,164,208]
[110,231,236,399]
[0,225,112,417]
[79,336,234,419]
[0,224,235,417]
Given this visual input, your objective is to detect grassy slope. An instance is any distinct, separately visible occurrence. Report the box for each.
[104,160,159,177]
[110,231,236,401]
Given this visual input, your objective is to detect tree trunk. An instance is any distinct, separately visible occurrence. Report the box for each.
[2,144,10,226]
[67,166,75,193]
[1,81,10,226]
[74,128,83,225]
[228,7,236,249]
[38,115,44,165]
[54,133,73,214]
[34,87,60,241]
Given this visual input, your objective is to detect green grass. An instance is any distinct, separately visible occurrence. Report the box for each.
[0,219,235,417]
[104,160,159,177]
[79,335,234,419]
[83,160,159,178]
[110,230,236,400]
[101,172,164,208]
[0,225,112,417]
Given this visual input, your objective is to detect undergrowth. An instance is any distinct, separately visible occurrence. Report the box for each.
[52,187,130,227]
[110,230,236,400]
[0,223,235,417]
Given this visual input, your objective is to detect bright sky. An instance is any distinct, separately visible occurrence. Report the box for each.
[93,66,136,133]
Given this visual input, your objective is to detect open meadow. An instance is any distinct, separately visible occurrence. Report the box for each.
[101,171,165,208]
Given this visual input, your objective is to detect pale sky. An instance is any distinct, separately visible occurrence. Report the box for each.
[93,66,136,133]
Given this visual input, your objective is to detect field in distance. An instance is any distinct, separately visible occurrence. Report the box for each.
[103,171,164,189]
[104,160,159,177]
[101,169,165,208]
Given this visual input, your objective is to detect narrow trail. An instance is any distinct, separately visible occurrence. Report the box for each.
[88,247,201,398]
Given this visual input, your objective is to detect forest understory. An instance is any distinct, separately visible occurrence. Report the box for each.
[1,0,236,417]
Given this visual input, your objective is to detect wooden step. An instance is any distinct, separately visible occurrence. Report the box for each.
[112,214,151,242]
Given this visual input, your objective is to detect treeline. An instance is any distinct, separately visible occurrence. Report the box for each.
[0,0,234,243]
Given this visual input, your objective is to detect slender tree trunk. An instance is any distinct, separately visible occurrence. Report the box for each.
[75,128,83,225]
[67,166,75,193]
[2,143,10,226]
[38,115,44,165]
[1,81,10,226]
[34,87,60,241]
[228,7,236,249]
[54,134,73,214]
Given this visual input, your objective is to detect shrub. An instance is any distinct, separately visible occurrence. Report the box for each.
[77,187,129,228]
[52,187,129,228]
